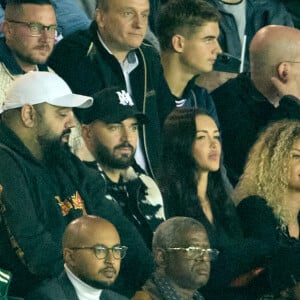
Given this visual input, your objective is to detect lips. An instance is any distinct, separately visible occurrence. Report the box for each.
[101,267,117,278]
[208,152,220,160]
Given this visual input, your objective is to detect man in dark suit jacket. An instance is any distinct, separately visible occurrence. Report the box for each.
[25,215,129,300]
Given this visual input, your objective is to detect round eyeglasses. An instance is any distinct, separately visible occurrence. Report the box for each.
[70,245,128,260]
[167,246,219,261]
[6,19,60,38]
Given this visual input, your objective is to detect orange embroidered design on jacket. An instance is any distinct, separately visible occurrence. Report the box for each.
[55,192,86,216]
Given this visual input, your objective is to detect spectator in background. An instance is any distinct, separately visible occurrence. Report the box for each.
[197,0,294,92]
[133,217,217,300]
[49,0,174,179]
[206,0,293,72]
[0,0,91,38]
[26,215,129,300]
[156,0,221,126]
[0,72,153,298]
[234,119,300,299]
[0,0,56,106]
[211,25,300,186]
[75,87,165,249]
[282,0,300,29]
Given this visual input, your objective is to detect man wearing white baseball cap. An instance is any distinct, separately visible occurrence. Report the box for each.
[0,71,154,298]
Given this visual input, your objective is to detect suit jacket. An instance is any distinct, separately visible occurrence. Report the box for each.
[25,271,129,300]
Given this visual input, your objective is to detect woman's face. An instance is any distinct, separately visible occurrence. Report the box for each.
[288,137,300,191]
[192,115,221,172]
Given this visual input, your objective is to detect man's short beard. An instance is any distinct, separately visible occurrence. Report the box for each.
[94,141,135,170]
[79,277,114,290]
[14,47,51,66]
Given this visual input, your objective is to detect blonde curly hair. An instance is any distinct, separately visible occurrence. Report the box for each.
[233,119,300,226]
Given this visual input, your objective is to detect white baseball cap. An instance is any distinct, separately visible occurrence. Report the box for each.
[1,71,93,113]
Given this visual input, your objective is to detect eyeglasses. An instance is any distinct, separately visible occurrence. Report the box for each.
[167,247,219,261]
[6,19,60,38]
[69,245,128,260]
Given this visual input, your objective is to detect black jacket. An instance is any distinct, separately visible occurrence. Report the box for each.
[0,123,153,297]
[211,73,300,186]
[49,21,175,178]
[237,196,300,296]
[25,271,129,300]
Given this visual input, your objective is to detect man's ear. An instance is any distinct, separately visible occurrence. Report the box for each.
[172,34,185,53]
[81,124,92,142]
[1,21,10,36]
[63,248,76,267]
[277,62,289,83]
[154,248,167,267]
[95,8,105,29]
[21,105,37,128]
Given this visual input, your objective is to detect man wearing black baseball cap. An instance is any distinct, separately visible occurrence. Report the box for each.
[75,87,165,249]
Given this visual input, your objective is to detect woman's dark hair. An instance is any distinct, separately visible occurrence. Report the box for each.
[158,108,241,239]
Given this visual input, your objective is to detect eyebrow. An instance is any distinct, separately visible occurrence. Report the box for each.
[196,130,219,133]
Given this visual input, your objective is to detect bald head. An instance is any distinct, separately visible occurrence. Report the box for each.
[249,25,300,104]
[63,215,123,289]
[63,215,120,249]
[250,25,300,74]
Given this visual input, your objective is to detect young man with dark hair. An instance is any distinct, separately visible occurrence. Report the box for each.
[156,0,221,126]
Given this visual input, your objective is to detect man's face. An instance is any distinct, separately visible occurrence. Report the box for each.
[69,222,122,288]
[85,118,138,169]
[164,229,211,290]
[179,21,221,75]
[4,4,56,71]
[95,0,149,59]
[35,104,76,162]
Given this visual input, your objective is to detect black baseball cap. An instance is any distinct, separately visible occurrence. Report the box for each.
[74,87,148,125]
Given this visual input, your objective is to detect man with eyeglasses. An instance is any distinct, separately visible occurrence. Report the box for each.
[26,215,129,300]
[133,217,219,300]
[0,0,57,107]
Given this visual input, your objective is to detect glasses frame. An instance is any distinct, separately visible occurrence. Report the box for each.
[69,245,128,260]
[6,19,59,38]
[166,246,219,261]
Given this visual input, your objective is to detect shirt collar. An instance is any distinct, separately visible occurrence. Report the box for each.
[65,264,102,300]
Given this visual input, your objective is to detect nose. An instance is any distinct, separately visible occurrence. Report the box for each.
[120,126,135,142]
[213,40,222,55]
[39,28,53,41]
[65,111,76,129]
[195,253,210,262]
[104,249,115,263]
[132,13,147,28]
[209,138,217,149]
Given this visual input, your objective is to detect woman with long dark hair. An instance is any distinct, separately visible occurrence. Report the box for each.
[159,108,273,299]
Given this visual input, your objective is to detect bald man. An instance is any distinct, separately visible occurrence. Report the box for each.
[26,215,129,300]
[211,25,300,186]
